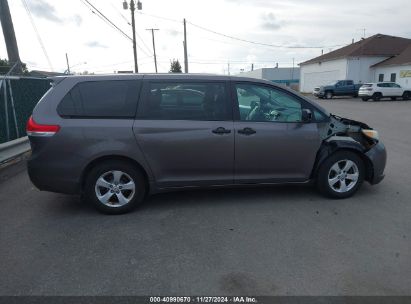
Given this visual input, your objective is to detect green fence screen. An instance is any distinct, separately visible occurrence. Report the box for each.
[0,77,51,144]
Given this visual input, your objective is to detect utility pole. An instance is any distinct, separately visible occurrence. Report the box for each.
[251,63,254,71]
[357,28,366,39]
[291,58,295,82]
[0,0,22,73]
[183,18,188,73]
[65,53,71,75]
[227,62,230,75]
[146,28,159,73]
[123,0,142,73]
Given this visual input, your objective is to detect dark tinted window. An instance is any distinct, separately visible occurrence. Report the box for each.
[347,80,353,85]
[57,80,141,118]
[140,82,229,121]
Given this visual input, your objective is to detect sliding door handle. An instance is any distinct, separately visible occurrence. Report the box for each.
[212,127,231,135]
[238,127,256,135]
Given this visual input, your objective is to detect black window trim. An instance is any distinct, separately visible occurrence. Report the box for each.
[231,81,328,123]
[136,79,233,121]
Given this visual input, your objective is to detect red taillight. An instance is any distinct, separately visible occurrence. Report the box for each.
[26,116,60,137]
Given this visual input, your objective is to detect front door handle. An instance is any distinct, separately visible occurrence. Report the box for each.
[212,127,231,135]
[238,127,256,135]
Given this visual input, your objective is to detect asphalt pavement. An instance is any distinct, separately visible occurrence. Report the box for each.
[1,97,410,296]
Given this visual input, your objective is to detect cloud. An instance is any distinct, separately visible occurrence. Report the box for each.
[260,12,283,30]
[166,29,180,37]
[85,41,108,48]
[26,0,61,23]
[71,15,83,26]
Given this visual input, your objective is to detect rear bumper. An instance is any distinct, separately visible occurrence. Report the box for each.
[27,156,81,195]
[365,141,387,185]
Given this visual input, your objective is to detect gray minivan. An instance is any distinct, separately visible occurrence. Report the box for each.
[27,74,386,214]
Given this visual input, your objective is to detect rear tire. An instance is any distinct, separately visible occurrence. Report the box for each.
[84,160,146,214]
[372,93,382,101]
[316,151,365,199]
[361,97,369,102]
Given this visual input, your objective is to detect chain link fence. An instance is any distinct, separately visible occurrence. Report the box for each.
[0,77,51,144]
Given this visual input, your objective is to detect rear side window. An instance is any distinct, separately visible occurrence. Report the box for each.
[57,80,141,118]
[138,82,230,121]
[347,80,353,85]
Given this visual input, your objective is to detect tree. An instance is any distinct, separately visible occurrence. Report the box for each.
[0,58,28,75]
[169,59,182,73]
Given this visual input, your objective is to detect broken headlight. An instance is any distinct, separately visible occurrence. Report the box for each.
[361,129,379,141]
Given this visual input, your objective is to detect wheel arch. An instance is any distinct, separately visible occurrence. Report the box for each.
[80,155,151,194]
[311,138,373,182]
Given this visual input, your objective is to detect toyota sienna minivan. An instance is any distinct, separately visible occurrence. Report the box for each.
[27,74,386,214]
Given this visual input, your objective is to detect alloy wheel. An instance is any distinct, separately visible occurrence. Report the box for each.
[327,159,359,193]
[94,170,136,207]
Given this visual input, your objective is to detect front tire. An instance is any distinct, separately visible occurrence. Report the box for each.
[372,93,382,101]
[403,91,411,100]
[325,91,333,99]
[317,151,364,199]
[84,160,146,214]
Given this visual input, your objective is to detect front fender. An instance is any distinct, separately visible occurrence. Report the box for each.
[311,136,367,179]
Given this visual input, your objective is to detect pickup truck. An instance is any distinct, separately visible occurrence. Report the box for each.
[313,80,362,99]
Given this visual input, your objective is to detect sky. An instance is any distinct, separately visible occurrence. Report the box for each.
[1,0,411,75]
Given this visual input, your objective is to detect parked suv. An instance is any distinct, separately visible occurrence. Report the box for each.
[359,82,411,101]
[27,74,386,214]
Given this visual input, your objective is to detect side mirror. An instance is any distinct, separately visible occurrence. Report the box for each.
[301,109,312,122]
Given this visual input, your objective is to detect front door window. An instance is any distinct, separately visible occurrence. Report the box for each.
[235,83,302,123]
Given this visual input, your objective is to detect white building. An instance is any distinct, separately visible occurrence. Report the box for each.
[299,34,411,92]
[371,45,411,89]
[239,67,300,87]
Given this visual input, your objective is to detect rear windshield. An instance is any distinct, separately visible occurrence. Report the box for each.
[57,80,142,118]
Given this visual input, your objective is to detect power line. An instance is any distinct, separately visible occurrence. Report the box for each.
[80,0,132,41]
[21,0,53,71]
[136,11,181,24]
[136,11,345,49]
[188,21,344,49]
[79,0,152,58]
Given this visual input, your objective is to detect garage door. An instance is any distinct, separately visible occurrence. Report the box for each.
[303,70,339,92]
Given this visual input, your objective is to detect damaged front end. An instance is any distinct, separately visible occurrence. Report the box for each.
[319,114,378,149]
[314,114,386,185]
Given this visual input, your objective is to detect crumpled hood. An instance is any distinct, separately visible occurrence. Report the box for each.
[319,114,372,140]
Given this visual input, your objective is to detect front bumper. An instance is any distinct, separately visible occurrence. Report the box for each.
[313,91,324,97]
[365,141,386,185]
